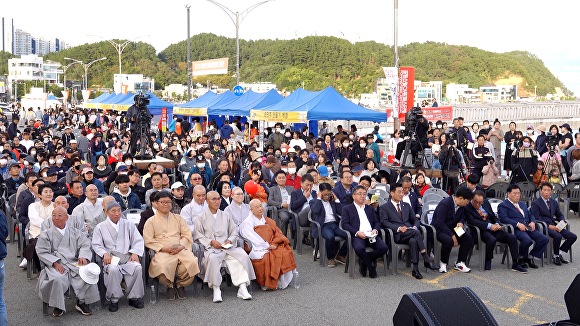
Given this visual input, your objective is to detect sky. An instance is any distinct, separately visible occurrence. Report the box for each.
[3,0,579,95]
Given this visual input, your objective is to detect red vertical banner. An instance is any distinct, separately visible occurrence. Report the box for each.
[397,66,415,121]
[161,107,167,132]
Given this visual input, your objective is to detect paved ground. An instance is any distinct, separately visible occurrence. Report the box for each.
[5,218,579,326]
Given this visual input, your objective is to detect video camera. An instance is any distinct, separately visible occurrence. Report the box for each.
[403,106,424,137]
[546,132,559,156]
[134,93,150,108]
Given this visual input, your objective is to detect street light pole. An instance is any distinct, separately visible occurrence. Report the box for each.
[206,0,274,85]
[88,35,147,74]
[64,57,107,90]
[393,0,400,130]
[186,4,192,101]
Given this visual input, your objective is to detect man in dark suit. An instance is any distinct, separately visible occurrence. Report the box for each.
[309,182,347,267]
[431,187,474,273]
[267,170,296,238]
[530,182,577,265]
[465,191,526,273]
[341,185,389,278]
[401,177,421,218]
[498,184,548,269]
[332,170,357,210]
[379,183,437,279]
[290,174,317,246]
[137,191,158,235]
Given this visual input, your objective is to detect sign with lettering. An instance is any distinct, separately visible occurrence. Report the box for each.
[249,110,307,123]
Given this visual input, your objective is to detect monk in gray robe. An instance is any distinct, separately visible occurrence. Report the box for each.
[194,191,255,303]
[35,207,100,317]
[223,186,250,232]
[92,201,145,312]
[42,196,85,232]
[143,191,200,301]
[71,184,103,235]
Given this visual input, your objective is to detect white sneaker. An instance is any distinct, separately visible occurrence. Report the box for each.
[212,286,223,303]
[237,284,252,300]
[438,262,447,273]
[19,258,27,269]
[454,261,471,273]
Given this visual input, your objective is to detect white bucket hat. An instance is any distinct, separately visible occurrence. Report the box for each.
[79,263,101,285]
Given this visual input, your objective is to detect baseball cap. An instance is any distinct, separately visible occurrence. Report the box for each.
[70,139,77,144]
[317,165,329,177]
[196,154,205,161]
[117,165,128,172]
[8,162,21,170]
[281,160,288,166]
[171,181,185,189]
[47,167,59,176]
[81,167,93,175]
[352,165,364,172]
[560,123,571,130]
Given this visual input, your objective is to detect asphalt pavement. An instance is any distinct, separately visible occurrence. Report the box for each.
[4,217,579,326]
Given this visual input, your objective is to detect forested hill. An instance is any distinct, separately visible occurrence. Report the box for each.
[3,33,569,97]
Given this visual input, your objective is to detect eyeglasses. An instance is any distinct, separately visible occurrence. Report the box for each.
[233,193,244,196]
[191,177,202,180]
[354,192,367,197]
[158,201,173,205]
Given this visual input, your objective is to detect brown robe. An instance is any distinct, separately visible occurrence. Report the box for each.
[252,218,296,290]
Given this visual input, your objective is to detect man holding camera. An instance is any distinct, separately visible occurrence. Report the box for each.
[472,135,493,181]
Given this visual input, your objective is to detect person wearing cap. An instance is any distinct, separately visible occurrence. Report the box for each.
[534,125,548,156]
[7,115,19,140]
[510,136,538,184]
[46,166,68,197]
[61,125,75,147]
[92,200,145,312]
[351,164,364,183]
[187,154,213,188]
[171,181,191,212]
[317,165,335,187]
[65,158,84,184]
[144,190,200,301]
[90,133,107,166]
[36,206,100,317]
[5,162,23,197]
[194,191,255,302]
[525,124,537,142]
[80,167,105,195]
[68,139,83,159]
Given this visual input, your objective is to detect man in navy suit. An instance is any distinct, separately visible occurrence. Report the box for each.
[401,177,421,218]
[309,182,347,268]
[498,184,548,269]
[290,174,317,246]
[530,182,577,265]
[332,170,357,210]
[379,183,437,279]
[465,191,526,273]
[431,187,474,273]
[341,185,389,278]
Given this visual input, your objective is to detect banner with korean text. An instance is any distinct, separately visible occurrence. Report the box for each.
[191,58,229,76]
[421,106,453,122]
[250,109,307,123]
[397,67,414,120]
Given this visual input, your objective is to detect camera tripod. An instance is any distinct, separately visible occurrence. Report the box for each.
[442,145,465,194]
[543,147,565,184]
[400,129,431,169]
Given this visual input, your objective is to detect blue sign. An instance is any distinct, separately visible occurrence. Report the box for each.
[233,85,244,96]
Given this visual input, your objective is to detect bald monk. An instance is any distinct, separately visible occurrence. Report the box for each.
[240,199,297,290]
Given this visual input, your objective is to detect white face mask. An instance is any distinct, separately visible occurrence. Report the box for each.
[42,172,47,177]
[285,132,291,137]
[153,143,159,150]
[23,161,29,166]
[30,151,36,156]
[0,159,7,166]
[56,158,63,164]
[343,143,349,148]
[196,163,205,168]
[359,142,366,147]
[49,159,55,165]
[282,168,288,173]
[288,167,296,174]
[125,160,133,166]
[276,128,282,133]
[527,130,533,134]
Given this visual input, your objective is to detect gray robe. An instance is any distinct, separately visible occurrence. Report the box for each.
[92,218,145,302]
[41,214,85,233]
[35,226,100,311]
[193,209,255,287]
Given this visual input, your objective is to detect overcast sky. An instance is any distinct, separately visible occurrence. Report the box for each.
[4,0,579,95]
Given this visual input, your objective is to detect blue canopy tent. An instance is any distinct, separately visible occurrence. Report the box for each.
[175,91,218,110]
[84,92,113,109]
[209,88,283,117]
[102,93,134,110]
[114,92,173,118]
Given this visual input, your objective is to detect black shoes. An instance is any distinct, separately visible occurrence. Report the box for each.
[359,261,367,277]
[412,269,423,279]
[560,254,569,264]
[109,302,119,312]
[75,300,93,316]
[553,256,562,266]
[484,260,492,271]
[526,258,538,269]
[511,264,528,274]
[368,262,378,279]
[424,261,440,270]
[518,258,528,269]
[128,298,145,309]
[52,307,64,317]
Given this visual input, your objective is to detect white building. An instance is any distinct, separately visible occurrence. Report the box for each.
[1,18,14,54]
[374,78,396,105]
[7,55,61,85]
[113,74,155,94]
[479,84,517,103]
[13,29,32,56]
[414,80,443,106]
[446,83,481,104]
[162,84,187,100]
[238,82,277,93]
[1,17,69,55]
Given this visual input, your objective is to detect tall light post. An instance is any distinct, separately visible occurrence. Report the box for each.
[64,57,107,90]
[206,0,274,85]
[393,0,400,130]
[88,35,147,74]
[186,4,192,101]
[61,61,79,92]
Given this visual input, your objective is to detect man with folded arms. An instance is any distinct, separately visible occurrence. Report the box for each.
[498,184,548,269]
[194,191,255,302]
[36,207,100,317]
[92,201,145,312]
[465,190,526,273]
[530,182,576,266]
[240,199,297,290]
[380,183,437,279]
[143,191,200,301]
[431,187,474,273]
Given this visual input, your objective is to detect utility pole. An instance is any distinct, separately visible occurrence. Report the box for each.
[393,0,400,130]
[186,4,192,101]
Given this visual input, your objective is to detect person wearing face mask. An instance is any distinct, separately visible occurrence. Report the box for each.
[510,136,538,184]
[187,155,213,188]
[52,154,67,180]
[5,163,24,197]
[93,154,112,181]
[284,160,301,190]
[349,137,367,165]
[268,124,285,150]
[65,158,85,184]
[337,138,352,169]
[526,125,537,142]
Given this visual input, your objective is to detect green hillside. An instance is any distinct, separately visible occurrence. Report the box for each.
[1,33,570,97]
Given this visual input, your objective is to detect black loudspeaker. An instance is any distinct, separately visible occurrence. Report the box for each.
[564,274,580,325]
[393,287,498,326]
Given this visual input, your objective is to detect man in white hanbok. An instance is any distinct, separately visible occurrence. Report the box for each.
[180,185,207,234]
[223,187,250,232]
[35,207,100,317]
[72,185,103,236]
[92,201,145,312]
[194,191,255,302]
